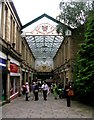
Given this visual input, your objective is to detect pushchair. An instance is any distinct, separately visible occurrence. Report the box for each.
[58,88,64,99]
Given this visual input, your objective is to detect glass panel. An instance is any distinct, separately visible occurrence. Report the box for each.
[26,35,63,59]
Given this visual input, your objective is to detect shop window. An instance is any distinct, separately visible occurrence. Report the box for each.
[10,77,18,95]
[15,78,17,93]
[10,77,13,95]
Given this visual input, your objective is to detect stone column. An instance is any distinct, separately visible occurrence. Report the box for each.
[5,8,10,42]
[1,2,5,39]
[19,66,22,96]
[68,37,71,60]
[6,56,10,102]
[63,71,66,88]
[0,3,2,37]
[64,42,66,63]
[24,69,27,83]
[31,72,33,83]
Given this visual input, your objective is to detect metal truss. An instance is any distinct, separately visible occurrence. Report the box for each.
[26,35,64,59]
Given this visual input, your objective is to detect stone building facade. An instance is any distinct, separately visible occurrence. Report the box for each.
[0,1,35,102]
[0,0,85,103]
[53,27,84,87]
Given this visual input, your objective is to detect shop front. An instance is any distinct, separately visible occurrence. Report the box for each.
[10,61,20,100]
[0,58,7,101]
[22,69,25,85]
[2,68,7,101]
[0,52,7,101]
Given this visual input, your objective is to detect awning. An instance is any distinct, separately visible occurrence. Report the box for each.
[10,72,21,76]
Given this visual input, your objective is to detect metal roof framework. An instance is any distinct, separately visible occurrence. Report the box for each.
[21,14,72,60]
[25,35,64,59]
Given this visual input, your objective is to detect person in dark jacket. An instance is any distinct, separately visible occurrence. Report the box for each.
[31,82,35,100]
[34,82,39,101]
[65,83,71,107]
[22,84,26,95]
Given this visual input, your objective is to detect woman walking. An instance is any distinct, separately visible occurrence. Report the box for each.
[65,83,74,107]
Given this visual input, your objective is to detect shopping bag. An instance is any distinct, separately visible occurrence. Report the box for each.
[68,90,74,96]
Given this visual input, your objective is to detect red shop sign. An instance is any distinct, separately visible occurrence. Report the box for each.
[10,64,18,73]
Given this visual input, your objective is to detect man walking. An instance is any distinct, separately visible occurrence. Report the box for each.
[41,81,49,101]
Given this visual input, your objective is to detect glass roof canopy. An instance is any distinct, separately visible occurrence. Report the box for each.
[26,35,63,59]
[21,14,66,60]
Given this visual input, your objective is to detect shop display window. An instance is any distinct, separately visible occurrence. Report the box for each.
[10,77,19,96]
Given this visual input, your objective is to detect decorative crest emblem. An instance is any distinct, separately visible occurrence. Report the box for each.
[42,25,48,32]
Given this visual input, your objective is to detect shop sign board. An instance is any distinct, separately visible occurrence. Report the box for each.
[10,63,19,73]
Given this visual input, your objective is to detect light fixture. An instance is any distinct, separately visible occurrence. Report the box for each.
[12,43,15,48]
[42,58,46,62]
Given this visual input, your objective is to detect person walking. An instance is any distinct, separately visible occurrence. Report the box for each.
[53,82,58,99]
[65,83,74,107]
[34,82,39,101]
[22,84,26,95]
[25,82,30,101]
[31,82,35,100]
[41,81,49,101]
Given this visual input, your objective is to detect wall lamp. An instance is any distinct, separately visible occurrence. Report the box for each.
[12,43,15,49]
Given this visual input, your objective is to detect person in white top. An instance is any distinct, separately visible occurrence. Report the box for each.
[41,81,49,100]
[25,82,30,101]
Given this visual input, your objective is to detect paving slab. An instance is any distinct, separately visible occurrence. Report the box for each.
[1,92,93,118]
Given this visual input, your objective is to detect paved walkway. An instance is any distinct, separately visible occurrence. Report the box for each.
[1,92,94,118]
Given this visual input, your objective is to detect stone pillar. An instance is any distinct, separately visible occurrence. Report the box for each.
[64,42,66,63]
[24,69,26,83]
[6,56,10,102]
[31,72,33,83]
[19,66,22,96]
[2,2,5,39]
[28,70,30,83]
[5,8,10,42]
[68,37,71,60]
[14,22,16,44]
[0,3,2,37]
[11,17,13,44]
[63,71,66,88]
